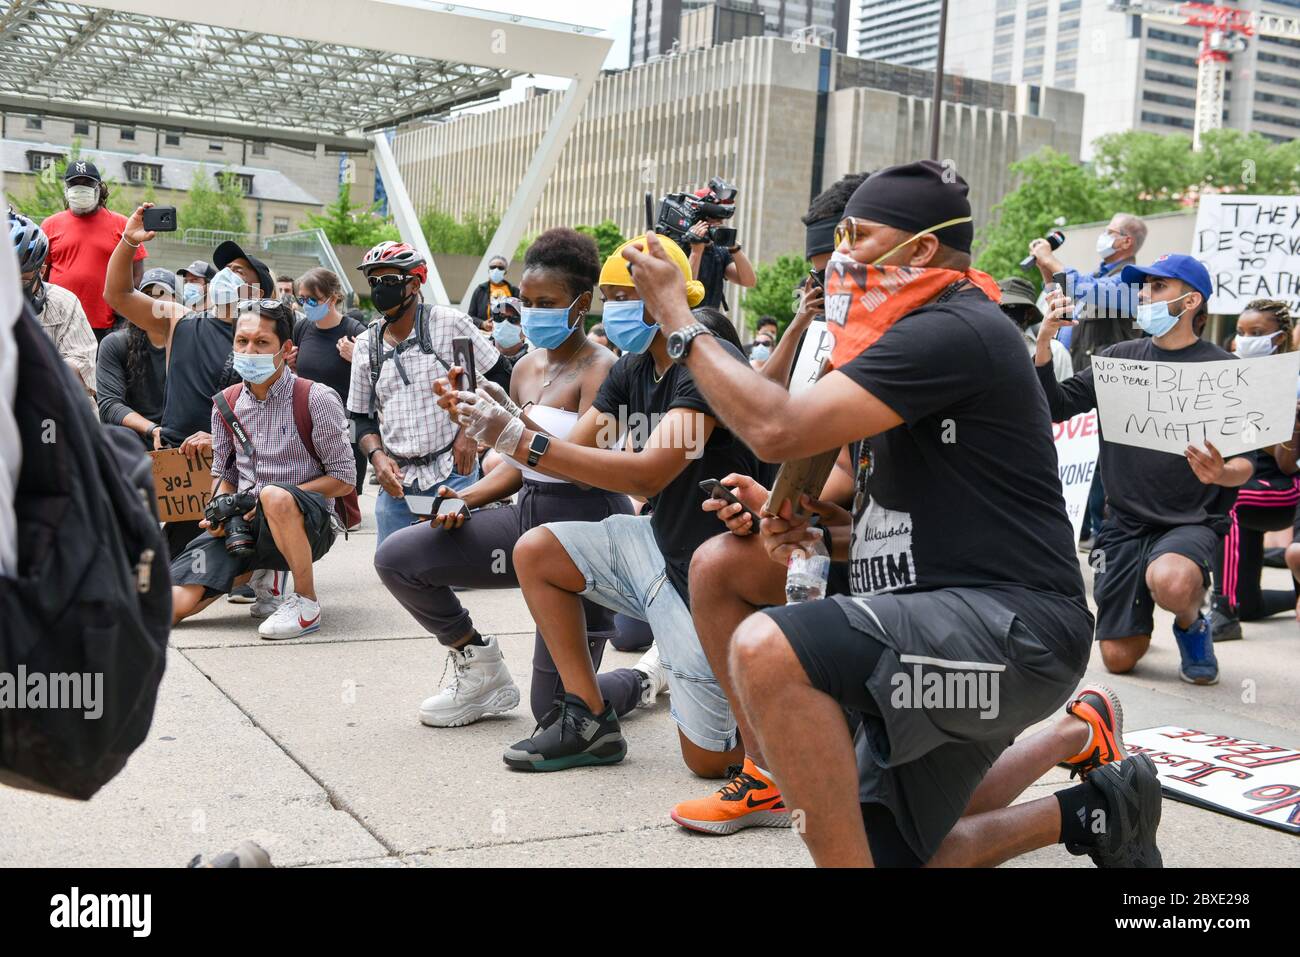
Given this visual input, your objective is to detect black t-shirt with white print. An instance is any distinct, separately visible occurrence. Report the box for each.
[593,340,758,602]
[837,286,1092,649]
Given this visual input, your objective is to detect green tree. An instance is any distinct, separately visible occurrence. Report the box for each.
[575,220,627,262]
[12,140,86,222]
[742,254,809,333]
[302,181,398,247]
[973,148,1105,286]
[1090,130,1196,214]
[181,167,248,234]
[419,204,501,256]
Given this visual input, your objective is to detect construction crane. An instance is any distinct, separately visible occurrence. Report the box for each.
[1108,1,1300,150]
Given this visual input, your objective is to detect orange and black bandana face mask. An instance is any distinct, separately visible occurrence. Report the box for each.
[823,262,1002,369]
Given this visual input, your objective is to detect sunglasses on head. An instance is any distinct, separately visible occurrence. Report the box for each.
[367,274,410,289]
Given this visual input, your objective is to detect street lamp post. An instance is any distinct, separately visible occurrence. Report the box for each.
[930,0,950,161]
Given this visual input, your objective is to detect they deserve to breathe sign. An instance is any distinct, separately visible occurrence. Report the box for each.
[1093,351,1300,456]
[1194,195,1300,313]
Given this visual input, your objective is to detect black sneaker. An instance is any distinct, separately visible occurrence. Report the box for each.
[503,693,626,772]
[227,584,256,604]
[1068,752,1163,868]
[1210,605,1243,643]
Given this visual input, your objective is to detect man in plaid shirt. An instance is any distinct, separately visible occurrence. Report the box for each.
[347,241,508,544]
[170,300,356,639]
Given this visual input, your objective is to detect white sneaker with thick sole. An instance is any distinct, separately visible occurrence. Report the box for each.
[419,636,520,727]
[249,569,289,619]
[633,642,669,709]
[258,593,321,640]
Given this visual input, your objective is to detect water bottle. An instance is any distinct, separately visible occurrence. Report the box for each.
[785,537,831,604]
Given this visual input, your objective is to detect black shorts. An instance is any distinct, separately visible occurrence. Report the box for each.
[1091,519,1216,641]
[763,587,1089,865]
[170,484,336,599]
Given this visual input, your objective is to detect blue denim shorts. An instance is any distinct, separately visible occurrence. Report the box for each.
[543,513,737,752]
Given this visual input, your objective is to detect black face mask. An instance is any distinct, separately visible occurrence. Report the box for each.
[372,280,415,315]
[24,276,46,314]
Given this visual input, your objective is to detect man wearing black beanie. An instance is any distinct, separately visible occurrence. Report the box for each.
[623,159,1163,868]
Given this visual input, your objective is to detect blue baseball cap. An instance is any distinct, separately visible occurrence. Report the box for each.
[1121,254,1212,303]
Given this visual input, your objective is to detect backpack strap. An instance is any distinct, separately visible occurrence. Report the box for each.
[291,377,318,461]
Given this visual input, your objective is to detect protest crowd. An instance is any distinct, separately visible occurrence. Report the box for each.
[6,140,1300,870]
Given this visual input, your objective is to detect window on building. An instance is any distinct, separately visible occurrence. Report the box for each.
[120,127,135,141]
[251,142,266,156]
[1024,45,1045,60]
[27,151,62,173]
[1143,90,1197,109]
[1257,70,1300,91]
[209,141,223,152]
[1027,6,1047,21]
[1059,18,1080,33]
[125,162,162,185]
[24,116,42,131]
[1141,110,1194,129]
[273,217,290,234]
[73,119,89,136]
[996,13,1015,27]
[1057,59,1077,75]
[1058,38,1078,53]
[1145,68,1197,89]
[1025,65,1043,81]
[165,133,181,146]
[1060,0,1081,10]
[1147,27,1199,48]
[1148,48,1197,68]
[219,172,254,195]
[1027,25,1045,40]
[1253,110,1300,129]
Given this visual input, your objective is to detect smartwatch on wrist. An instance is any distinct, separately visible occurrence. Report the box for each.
[526,432,550,467]
[666,322,711,363]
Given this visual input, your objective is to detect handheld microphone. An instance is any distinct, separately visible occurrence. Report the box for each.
[1020,229,1065,270]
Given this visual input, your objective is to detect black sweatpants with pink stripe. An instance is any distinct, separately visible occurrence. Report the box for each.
[1213,476,1300,619]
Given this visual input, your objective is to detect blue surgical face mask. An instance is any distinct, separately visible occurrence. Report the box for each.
[1134,291,1191,338]
[183,283,203,307]
[303,298,331,324]
[493,320,523,349]
[489,267,506,283]
[209,267,244,307]
[603,299,656,355]
[232,349,282,384]
[750,344,771,362]
[521,296,581,351]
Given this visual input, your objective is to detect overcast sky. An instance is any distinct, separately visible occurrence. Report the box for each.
[460,0,633,70]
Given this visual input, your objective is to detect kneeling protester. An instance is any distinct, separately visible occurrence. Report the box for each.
[169,299,356,639]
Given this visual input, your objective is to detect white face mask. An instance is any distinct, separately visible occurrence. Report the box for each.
[66,185,98,212]
[1096,232,1118,258]
[208,267,244,307]
[1234,331,1282,359]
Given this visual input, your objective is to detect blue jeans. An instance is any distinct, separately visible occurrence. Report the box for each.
[375,468,479,545]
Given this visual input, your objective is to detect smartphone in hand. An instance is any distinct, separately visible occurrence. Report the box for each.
[436,497,470,521]
[452,337,477,392]
[699,479,760,528]
[142,206,178,232]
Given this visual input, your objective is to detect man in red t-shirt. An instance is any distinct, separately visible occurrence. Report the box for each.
[42,160,147,341]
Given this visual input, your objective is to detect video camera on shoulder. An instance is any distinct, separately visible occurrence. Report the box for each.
[653,176,738,247]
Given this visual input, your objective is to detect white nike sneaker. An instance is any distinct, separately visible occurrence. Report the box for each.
[633,642,669,709]
[419,636,520,727]
[249,569,289,619]
[258,593,321,640]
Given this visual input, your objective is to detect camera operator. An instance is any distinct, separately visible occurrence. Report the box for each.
[684,182,755,310]
[168,299,355,639]
[1028,213,1147,371]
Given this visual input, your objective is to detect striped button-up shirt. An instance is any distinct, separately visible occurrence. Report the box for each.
[210,369,356,501]
[346,305,500,490]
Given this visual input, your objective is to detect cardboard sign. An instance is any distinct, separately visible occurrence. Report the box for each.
[1193,195,1300,314]
[788,320,832,396]
[1092,351,1300,456]
[1125,726,1300,834]
[1052,411,1099,541]
[150,448,215,522]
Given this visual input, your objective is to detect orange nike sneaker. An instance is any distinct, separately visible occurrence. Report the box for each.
[1062,684,1124,779]
[670,758,789,835]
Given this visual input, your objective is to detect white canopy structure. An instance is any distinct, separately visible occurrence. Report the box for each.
[0,0,613,304]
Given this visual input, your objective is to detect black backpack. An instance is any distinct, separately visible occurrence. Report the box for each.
[0,303,170,800]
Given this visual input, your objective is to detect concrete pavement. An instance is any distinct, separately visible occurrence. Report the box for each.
[2,495,1297,867]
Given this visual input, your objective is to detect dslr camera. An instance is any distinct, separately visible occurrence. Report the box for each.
[654,176,738,247]
[203,490,259,557]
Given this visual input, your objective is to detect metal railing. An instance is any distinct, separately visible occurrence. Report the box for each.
[175,227,354,305]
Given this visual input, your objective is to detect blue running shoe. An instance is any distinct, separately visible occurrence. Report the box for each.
[1173,614,1218,686]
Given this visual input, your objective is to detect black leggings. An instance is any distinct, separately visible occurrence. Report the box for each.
[1214,487,1299,620]
[374,480,642,722]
